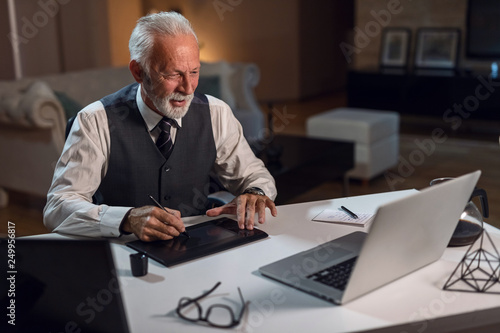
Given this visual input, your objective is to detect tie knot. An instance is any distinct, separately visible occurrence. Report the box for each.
[158,118,173,132]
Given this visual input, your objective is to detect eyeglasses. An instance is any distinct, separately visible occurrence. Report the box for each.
[176,282,247,328]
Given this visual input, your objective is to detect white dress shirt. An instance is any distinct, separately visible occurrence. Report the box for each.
[43,86,277,237]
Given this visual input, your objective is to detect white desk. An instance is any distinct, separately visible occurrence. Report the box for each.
[40,190,500,332]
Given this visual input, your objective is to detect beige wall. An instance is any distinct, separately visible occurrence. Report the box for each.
[107,0,143,67]
[353,0,468,70]
[195,0,302,101]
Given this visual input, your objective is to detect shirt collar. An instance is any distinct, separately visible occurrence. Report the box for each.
[136,84,183,131]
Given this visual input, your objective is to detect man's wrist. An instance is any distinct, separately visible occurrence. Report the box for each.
[119,208,133,235]
[242,187,266,196]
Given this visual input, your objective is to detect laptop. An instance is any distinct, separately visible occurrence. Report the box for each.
[259,170,481,304]
[0,238,130,332]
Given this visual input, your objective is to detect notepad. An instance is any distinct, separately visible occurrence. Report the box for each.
[312,209,374,226]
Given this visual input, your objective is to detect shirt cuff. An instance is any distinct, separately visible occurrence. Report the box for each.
[99,206,133,237]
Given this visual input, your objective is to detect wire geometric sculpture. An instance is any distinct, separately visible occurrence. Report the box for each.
[443,229,500,294]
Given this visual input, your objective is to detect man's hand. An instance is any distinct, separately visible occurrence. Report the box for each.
[121,206,186,242]
[206,194,277,230]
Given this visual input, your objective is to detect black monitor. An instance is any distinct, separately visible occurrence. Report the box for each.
[466,0,500,59]
[1,238,130,332]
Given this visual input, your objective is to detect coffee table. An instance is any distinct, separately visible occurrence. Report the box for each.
[255,134,354,205]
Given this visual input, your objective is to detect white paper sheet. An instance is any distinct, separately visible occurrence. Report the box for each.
[312,209,374,226]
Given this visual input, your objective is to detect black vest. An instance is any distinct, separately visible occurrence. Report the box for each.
[97,83,217,216]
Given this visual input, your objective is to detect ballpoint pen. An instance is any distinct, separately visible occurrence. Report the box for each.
[340,205,358,219]
[148,195,190,238]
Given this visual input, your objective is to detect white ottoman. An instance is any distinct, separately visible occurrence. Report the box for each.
[306,107,399,182]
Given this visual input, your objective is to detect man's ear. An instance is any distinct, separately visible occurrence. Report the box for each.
[129,60,144,83]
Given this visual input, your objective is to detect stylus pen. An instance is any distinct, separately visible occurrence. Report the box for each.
[340,206,358,219]
[148,195,190,238]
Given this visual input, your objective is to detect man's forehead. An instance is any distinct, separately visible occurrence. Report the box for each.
[150,34,200,69]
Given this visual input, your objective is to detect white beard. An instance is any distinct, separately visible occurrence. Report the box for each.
[150,91,194,119]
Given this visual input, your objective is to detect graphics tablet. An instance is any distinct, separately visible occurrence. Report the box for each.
[126,217,268,267]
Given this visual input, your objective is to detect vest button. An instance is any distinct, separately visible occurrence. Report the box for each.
[164,167,170,172]
[164,195,171,200]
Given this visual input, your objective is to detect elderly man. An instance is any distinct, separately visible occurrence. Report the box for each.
[43,11,277,242]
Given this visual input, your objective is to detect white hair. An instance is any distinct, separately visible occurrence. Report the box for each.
[129,11,198,73]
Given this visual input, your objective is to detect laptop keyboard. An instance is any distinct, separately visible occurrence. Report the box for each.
[307,257,358,291]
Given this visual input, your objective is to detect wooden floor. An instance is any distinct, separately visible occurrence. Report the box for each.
[2,91,500,237]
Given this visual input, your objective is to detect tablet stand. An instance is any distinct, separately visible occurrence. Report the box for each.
[443,229,500,294]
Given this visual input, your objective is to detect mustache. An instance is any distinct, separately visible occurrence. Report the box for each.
[168,92,194,102]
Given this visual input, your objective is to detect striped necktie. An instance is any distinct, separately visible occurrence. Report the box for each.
[156,117,176,160]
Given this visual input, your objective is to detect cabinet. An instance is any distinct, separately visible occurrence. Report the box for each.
[347,69,500,121]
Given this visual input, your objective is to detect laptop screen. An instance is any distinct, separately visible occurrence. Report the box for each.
[0,238,129,332]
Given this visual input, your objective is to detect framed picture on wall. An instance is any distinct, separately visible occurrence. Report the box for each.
[379,28,411,68]
[414,28,460,69]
